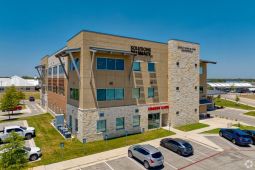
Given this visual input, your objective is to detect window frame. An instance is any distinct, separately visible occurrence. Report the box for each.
[133,115,140,127]
[132,88,140,99]
[148,87,155,98]
[132,62,141,71]
[148,62,155,72]
[97,120,106,133]
[116,117,125,130]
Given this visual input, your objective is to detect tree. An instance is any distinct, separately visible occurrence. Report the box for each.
[0,132,28,170]
[0,86,19,119]
[235,95,240,105]
[16,91,25,104]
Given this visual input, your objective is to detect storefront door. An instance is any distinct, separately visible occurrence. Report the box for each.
[148,113,160,129]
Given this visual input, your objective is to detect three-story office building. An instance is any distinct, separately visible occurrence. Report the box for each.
[38,30,215,143]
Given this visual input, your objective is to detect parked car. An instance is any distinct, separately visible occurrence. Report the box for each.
[0,146,42,161]
[219,128,252,146]
[29,96,35,102]
[2,105,22,112]
[242,130,255,145]
[0,125,36,143]
[160,138,193,156]
[24,146,42,161]
[128,144,164,169]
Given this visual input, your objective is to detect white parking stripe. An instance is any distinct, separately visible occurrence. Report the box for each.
[164,161,178,170]
[127,157,145,169]
[104,161,114,170]
[218,137,240,150]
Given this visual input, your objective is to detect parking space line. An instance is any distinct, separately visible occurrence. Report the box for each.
[218,137,240,150]
[164,161,178,170]
[127,157,145,169]
[104,161,114,170]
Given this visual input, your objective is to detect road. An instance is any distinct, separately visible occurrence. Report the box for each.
[222,94,255,107]
[209,108,255,126]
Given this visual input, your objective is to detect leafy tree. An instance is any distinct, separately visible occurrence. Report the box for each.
[0,86,19,119]
[0,132,28,170]
[16,91,25,104]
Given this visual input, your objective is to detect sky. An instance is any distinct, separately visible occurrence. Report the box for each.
[0,0,255,78]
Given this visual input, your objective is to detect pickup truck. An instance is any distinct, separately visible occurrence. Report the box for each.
[0,125,35,143]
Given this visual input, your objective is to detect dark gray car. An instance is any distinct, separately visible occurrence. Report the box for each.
[128,144,164,169]
[160,138,193,156]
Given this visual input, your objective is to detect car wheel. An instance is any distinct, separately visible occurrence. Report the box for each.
[232,139,236,144]
[29,154,38,161]
[144,160,150,169]
[128,151,133,158]
[219,132,223,137]
[25,133,32,140]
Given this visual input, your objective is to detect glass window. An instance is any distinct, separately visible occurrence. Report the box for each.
[148,63,155,72]
[70,88,79,100]
[200,86,204,93]
[106,89,115,100]
[133,115,140,127]
[132,62,141,71]
[97,120,106,132]
[107,58,116,70]
[132,88,140,99]
[59,64,65,74]
[48,68,52,76]
[97,58,107,70]
[148,87,154,98]
[75,58,80,71]
[115,88,124,100]
[116,59,124,70]
[75,119,78,132]
[116,117,125,130]
[97,89,106,101]
[199,66,203,75]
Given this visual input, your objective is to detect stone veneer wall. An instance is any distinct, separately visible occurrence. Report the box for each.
[67,104,149,143]
[168,40,200,127]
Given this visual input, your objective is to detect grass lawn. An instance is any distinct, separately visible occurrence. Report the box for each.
[232,123,255,130]
[214,98,255,110]
[244,111,255,117]
[176,123,209,132]
[22,113,175,167]
[201,128,221,134]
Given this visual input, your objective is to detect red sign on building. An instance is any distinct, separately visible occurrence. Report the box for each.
[148,105,169,111]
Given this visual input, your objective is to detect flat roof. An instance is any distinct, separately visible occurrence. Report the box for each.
[200,59,217,64]
[67,29,200,45]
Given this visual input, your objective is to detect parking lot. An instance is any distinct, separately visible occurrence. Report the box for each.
[0,120,36,148]
[76,139,220,170]
[72,136,255,170]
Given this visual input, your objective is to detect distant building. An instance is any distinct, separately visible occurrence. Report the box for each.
[0,76,39,93]
[207,82,254,93]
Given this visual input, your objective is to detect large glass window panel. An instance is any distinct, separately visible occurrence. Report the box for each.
[116,117,125,130]
[199,66,203,75]
[106,89,115,100]
[132,62,141,71]
[116,59,124,70]
[148,113,160,129]
[107,58,116,70]
[97,58,107,70]
[148,63,155,72]
[97,89,106,101]
[97,120,106,132]
[115,88,124,100]
[132,88,140,99]
[133,115,140,127]
[148,87,154,98]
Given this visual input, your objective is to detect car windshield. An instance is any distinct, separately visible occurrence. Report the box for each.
[20,126,27,130]
[241,135,250,138]
[151,152,162,158]
[182,142,192,148]
[23,147,31,151]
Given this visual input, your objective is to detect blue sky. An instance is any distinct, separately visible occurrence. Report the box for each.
[0,0,255,78]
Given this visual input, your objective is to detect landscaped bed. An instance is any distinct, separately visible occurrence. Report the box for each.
[23,113,175,167]
[244,111,255,117]
[176,123,209,132]
[201,128,221,134]
[232,123,255,130]
[214,98,255,110]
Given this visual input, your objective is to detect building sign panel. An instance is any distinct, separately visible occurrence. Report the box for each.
[178,46,196,53]
[148,105,169,111]
[131,46,151,56]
